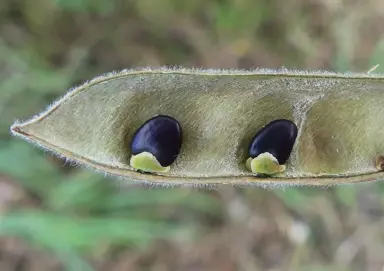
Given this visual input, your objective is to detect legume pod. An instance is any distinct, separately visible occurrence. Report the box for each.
[11,68,384,186]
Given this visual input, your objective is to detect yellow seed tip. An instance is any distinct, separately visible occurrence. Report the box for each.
[246,152,286,175]
[130,152,170,173]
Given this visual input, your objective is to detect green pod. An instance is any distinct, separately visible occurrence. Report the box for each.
[11,68,384,186]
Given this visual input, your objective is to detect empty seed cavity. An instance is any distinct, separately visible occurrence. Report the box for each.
[130,115,182,173]
[246,119,298,175]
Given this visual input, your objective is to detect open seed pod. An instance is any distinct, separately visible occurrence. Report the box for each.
[11,68,384,186]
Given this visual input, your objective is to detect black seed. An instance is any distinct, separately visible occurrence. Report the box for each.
[131,115,182,167]
[248,119,298,164]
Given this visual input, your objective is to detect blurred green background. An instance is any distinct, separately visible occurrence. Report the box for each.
[1,0,384,270]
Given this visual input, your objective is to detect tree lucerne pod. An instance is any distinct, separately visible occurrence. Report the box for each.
[10,67,384,187]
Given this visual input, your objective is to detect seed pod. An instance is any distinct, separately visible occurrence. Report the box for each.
[246,119,298,175]
[10,68,384,186]
[130,115,182,173]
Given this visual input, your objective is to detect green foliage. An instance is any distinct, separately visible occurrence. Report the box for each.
[334,185,357,207]
[274,188,319,210]
[0,211,189,250]
[52,0,115,13]
[369,39,384,73]
[0,142,222,270]
[1,0,384,270]
[0,140,60,195]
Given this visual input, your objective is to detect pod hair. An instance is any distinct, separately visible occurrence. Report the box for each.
[10,67,384,186]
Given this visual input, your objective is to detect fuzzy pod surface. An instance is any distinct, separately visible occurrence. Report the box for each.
[11,67,384,186]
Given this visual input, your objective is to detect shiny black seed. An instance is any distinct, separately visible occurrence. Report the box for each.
[131,115,182,167]
[248,119,298,164]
